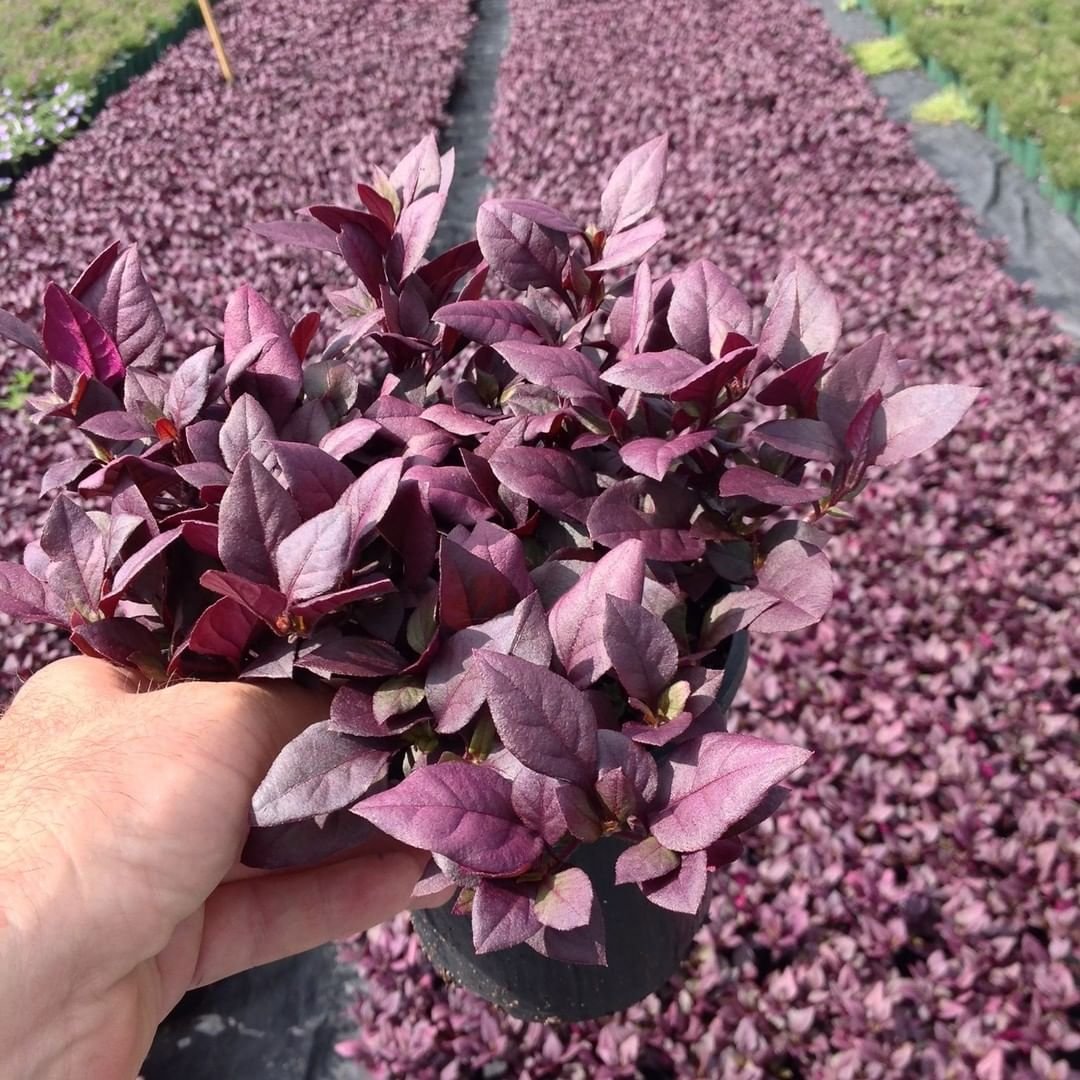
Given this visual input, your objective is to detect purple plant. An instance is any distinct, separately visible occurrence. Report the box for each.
[0,133,975,963]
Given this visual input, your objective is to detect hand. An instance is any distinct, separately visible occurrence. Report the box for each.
[0,657,445,1080]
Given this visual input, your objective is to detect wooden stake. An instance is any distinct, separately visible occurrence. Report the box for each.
[197,0,234,83]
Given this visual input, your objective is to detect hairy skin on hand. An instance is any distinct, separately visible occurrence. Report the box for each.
[0,657,448,1080]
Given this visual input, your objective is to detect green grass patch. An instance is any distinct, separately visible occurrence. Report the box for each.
[0,369,36,411]
[851,35,921,77]
[912,86,982,126]
[0,0,193,97]
[860,0,1080,191]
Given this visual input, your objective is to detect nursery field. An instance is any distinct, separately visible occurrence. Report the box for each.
[1,0,1077,1077]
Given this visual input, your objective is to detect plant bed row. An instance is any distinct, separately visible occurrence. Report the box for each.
[855,0,1080,224]
[335,0,1079,1076]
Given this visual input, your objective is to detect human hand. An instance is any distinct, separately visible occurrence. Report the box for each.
[0,657,446,1080]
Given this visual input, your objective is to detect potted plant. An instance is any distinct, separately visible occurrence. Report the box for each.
[0,134,977,1022]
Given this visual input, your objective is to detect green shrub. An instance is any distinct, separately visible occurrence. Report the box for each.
[851,36,921,76]
[911,86,982,126]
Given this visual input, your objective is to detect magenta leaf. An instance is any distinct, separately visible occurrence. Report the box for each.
[510,767,570,846]
[599,134,669,233]
[164,346,216,429]
[0,562,64,624]
[416,240,484,302]
[274,504,352,607]
[252,721,391,826]
[71,617,163,672]
[614,836,680,885]
[755,351,827,413]
[650,732,812,852]
[388,192,445,282]
[219,393,277,471]
[427,593,553,734]
[41,495,106,618]
[703,539,834,641]
[272,441,354,517]
[296,634,405,678]
[586,477,705,562]
[489,445,599,522]
[79,410,153,441]
[472,880,541,955]
[461,521,534,599]
[352,761,543,877]
[759,257,841,368]
[534,867,594,931]
[594,728,659,823]
[477,651,598,787]
[717,465,827,506]
[438,537,522,632]
[526,899,606,966]
[185,597,260,663]
[70,244,165,370]
[219,453,301,585]
[433,299,545,345]
[641,849,707,914]
[668,259,752,360]
[877,384,979,466]
[249,218,340,252]
[200,570,287,627]
[602,596,678,704]
[548,538,646,686]
[0,308,46,359]
[619,430,714,481]
[477,199,570,291]
[600,349,702,394]
[495,341,606,406]
[817,333,903,438]
[589,217,666,272]
[41,284,124,384]
[319,417,380,460]
[754,417,842,462]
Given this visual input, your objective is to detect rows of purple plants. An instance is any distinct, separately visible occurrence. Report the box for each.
[337,0,1080,1077]
[0,0,473,695]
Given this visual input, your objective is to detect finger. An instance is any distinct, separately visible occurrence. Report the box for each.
[190,847,429,988]
[221,831,413,883]
[148,678,334,794]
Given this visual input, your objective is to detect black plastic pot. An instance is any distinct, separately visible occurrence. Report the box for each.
[413,631,749,1022]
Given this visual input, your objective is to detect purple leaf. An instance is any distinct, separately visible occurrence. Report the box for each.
[339,222,385,295]
[41,284,124,384]
[389,132,442,203]
[489,445,599,522]
[526,899,606,966]
[614,837,680,885]
[619,430,714,481]
[0,562,64,624]
[650,732,812,852]
[296,635,405,678]
[378,480,438,588]
[495,341,607,407]
[668,259,752,360]
[438,537,522,632]
[388,192,445,282]
[70,244,165,370]
[595,728,659,823]
[668,347,756,408]
[472,880,541,954]
[274,504,352,606]
[164,346,216,429]
[252,721,390,826]
[185,597,259,663]
[107,528,183,603]
[200,570,287,626]
[41,495,106,617]
[461,521,534,599]
[600,349,702,394]
[79,410,152,441]
[548,538,646,686]
[717,465,827,506]
[343,457,405,548]
[352,761,543,877]
[488,198,579,233]
[224,286,302,423]
[510,767,570,846]
[589,217,666,272]
[586,477,706,562]
[427,593,553,734]
[754,417,842,462]
[877,384,979,467]
[0,308,46,359]
[702,539,834,641]
[248,218,340,252]
[628,260,653,353]
[219,393,276,471]
[328,685,396,737]
[477,651,598,787]
[404,465,493,527]
[817,334,903,438]
[599,134,669,233]
[433,300,544,345]
[641,849,708,914]
[759,257,841,368]
[319,417,380,460]
[755,351,827,413]
[71,617,162,673]
[416,240,484,303]
[219,453,301,585]
[272,441,354,517]
[477,199,570,291]
[534,867,594,931]
[241,811,374,871]
[602,595,678,703]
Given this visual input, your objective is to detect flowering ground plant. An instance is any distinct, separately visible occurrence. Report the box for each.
[0,134,977,965]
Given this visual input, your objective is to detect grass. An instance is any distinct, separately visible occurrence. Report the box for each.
[0,0,194,97]
[0,369,35,411]
[861,0,1080,191]
[850,35,921,77]
[912,85,982,126]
